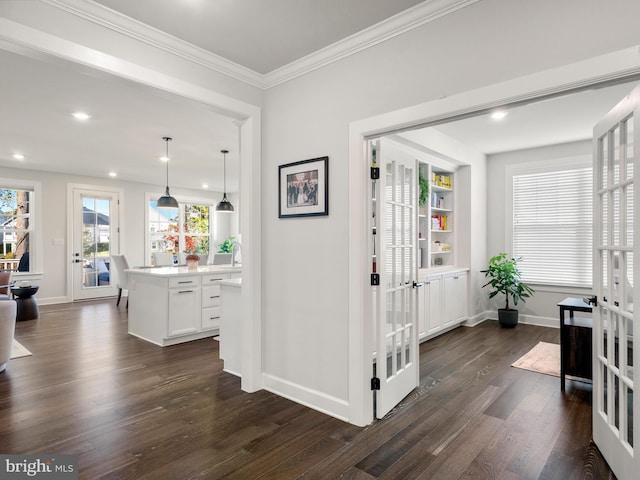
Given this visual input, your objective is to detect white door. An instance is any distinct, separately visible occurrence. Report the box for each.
[592,85,640,480]
[373,138,419,419]
[72,189,120,300]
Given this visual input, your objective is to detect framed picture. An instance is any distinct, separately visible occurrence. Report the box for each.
[279,156,328,218]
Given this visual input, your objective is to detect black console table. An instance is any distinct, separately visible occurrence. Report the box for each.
[558,297,593,391]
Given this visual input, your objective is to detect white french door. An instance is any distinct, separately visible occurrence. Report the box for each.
[373,138,419,419]
[72,188,120,300]
[592,85,640,480]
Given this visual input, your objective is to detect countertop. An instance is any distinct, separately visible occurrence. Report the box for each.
[126,265,241,277]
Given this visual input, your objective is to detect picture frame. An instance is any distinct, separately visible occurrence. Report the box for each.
[279,156,328,218]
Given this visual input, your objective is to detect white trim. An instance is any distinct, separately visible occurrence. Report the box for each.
[66,183,125,301]
[40,0,264,88]
[264,0,480,88]
[41,0,479,90]
[348,47,640,427]
[262,373,350,422]
[0,176,42,276]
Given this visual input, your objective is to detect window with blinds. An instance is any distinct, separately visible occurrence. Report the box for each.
[512,167,592,287]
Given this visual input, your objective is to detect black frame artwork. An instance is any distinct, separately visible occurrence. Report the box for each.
[278,156,329,218]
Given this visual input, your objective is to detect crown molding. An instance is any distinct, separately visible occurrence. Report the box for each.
[42,0,479,90]
[41,0,265,88]
[263,0,479,88]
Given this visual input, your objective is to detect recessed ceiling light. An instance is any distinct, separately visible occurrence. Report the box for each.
[160,156,169,162]
[71,112,91,121]
[202,183,209,189]
[491,110,508,120]
[109,172,117,177]
[12,153,24,160]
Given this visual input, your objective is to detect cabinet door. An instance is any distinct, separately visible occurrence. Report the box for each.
[417,279,427,340]
[443,274,457,328]
[168,288,200,337]
[427,275,443,334]
[454,272,468,322]
[443,272,468,327]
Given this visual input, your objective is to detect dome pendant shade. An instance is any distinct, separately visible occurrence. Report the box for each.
[216,194,234,212]
[157,136,179,209]
[157,186,179,209]
[216,149,234,212]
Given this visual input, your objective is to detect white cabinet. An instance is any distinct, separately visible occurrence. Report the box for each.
[443,271,468,328]
[168,287,200,337]
[426,275,443,335]
[418,269,468,342]
[201,273,226,331]
[127,266,241,346]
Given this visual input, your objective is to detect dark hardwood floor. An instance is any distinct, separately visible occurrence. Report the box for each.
[0,300,615,479]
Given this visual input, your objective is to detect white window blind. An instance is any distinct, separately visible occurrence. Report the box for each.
[513,167,592,287]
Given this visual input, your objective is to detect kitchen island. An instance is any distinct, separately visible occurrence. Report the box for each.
[127,265,241,346]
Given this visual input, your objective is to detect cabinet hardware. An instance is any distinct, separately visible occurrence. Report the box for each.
[371,377,380,390]
[178,281,193,284]
[178,290,194,294]
[413,281,424,288]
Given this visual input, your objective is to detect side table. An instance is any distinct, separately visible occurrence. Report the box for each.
[558,297,593,391]
[11,285,40,321]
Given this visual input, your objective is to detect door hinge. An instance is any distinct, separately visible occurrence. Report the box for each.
[371,377,380,390]
[371,167,380,180]
[371,273,380,286]
[584,295,597,307]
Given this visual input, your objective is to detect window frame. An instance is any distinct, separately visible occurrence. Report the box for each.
[0,177,42,278]
[144,192,218,265]
[506,156,593,288]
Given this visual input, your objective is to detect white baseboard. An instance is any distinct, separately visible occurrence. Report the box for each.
[37,296,70,305]
[262,373,350,422]
[468,310,558,329]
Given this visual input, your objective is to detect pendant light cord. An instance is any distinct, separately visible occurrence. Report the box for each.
[163,136,172,192]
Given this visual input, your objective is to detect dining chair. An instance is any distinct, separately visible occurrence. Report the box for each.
[153,252,175,266]
[110,254,129,308]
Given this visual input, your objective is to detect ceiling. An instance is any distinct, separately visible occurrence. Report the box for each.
[0,1,638,193]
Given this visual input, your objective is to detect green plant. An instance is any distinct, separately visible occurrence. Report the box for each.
[481,253,534,310]
[418,171,429,207]
[218,236,235,253]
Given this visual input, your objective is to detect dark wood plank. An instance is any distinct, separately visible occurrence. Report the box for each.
[0,301,615,479]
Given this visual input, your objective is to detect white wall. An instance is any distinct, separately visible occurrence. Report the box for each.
[261,0,640,421]
[486,140,594,322]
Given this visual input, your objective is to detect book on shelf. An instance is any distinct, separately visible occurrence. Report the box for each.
[431,173,452,189]
[431,214,447,230]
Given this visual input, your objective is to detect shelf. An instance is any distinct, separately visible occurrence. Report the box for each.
[431,229,452,233]
[431,184,452,193]
[431,250,453,255]
[431,207,451,213]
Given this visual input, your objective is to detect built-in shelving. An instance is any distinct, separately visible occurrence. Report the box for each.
[418,163,455,269]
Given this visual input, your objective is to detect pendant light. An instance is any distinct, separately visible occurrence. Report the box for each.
[216,149,234,212]
[157,136,179,209]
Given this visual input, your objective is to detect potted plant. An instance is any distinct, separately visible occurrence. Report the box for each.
[418,171,429,208]
[481,252,534,328]
[218,236,235,254]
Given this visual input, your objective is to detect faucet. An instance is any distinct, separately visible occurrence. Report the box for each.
[231,242,242,267]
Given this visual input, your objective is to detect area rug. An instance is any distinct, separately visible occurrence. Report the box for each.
[511,341,560,377]
[10,339,32,359]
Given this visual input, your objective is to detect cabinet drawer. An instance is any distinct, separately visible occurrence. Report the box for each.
[202,273,228,285]
[202,285,221,308]
[169,276,200,288]
[202,306,221,330]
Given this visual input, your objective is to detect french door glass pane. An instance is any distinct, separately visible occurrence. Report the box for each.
[82,197,111,288]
